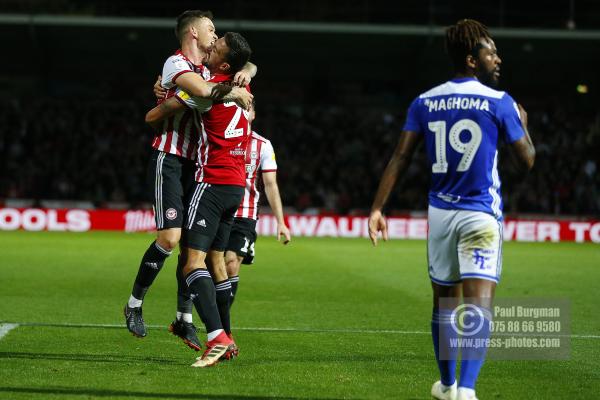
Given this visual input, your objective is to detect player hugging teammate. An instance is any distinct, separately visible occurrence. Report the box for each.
[124,10,289,368]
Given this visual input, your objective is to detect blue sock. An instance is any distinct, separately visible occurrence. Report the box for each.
[458,307,491,389]
[432,308,458,386]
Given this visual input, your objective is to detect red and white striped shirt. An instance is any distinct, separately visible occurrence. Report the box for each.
[175,74,252,186]
[235,131,278,220]
[151,50,210,160]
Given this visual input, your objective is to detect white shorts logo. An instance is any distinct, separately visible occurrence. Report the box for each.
[197,219,207,227]
[165,208,177,220]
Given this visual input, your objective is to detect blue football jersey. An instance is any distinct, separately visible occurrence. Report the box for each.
[403,77,525,219]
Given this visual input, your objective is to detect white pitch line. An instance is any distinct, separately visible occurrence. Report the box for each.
[1,321,598,339]
[0,323,19,340]
[2,321,429,335]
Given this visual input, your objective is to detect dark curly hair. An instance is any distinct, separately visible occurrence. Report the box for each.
[445,19,491,72]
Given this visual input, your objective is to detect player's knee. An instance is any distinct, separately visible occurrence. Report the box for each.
[225,259,235,276]
[207,251,227,280]
[225,254,240,277]
[182,250,207,276]
[156,230,181,252]
[183,262,205,277]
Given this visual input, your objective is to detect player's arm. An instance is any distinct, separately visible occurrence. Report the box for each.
[153,73,252,109]
[175,72,253,110]
[262,171,291,244]
[146,86,214,131]
[153,75,167,100]
[368,131,422,245]
[161,56,252,108]
[508,104,535,173]
[145,97,185,131]
[233,61,257,87]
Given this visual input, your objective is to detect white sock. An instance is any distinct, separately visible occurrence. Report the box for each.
[128,295,142,308]
[176,312,193,323]
[182,313,193,323]
[458,387,476,398]
[207,329,224,341]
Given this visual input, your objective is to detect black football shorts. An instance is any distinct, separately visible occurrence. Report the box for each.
[226,217,257,264]
[183,183,244,252]
[147,150,196,230]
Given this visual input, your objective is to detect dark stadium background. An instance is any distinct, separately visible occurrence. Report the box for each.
[1,0,598,216]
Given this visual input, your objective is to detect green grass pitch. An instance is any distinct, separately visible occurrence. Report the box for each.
[0,231,599,399]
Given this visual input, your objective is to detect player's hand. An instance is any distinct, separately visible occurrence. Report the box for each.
[233,70,252,87]
[278,224,291,245]
[517,103,528,127]
[153,75,167,100]
[231,87,254,110]
[368,209,388,246]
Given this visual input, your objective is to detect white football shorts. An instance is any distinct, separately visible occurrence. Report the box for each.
[427,205,503,285]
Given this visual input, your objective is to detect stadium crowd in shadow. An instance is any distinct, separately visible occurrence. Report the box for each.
[1,95,598,217]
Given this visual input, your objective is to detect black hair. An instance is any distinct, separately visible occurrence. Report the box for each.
[445,19,491,72]
[223,32,252,74]
[175,10,213,42]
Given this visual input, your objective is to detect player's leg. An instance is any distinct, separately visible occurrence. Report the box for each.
[428,206,461,399]
[182,248,223,337]
[174,158,200,324]
[127,228,178,308]
[168,247,202,351]
[225,251,243,306]
[455,211,502,400]
[134,227,180,301]
[203,253,238,361]
[207,249,232,336]
[167,159,202,350]
[181,183,225,340]
[125,151,183,337]
[431,282,461,400]
[182,183,241,367]
[125,228,178,336]
[224,217,257,308]
[205,191,245,360]
[184,246,234,368]
[175,249,194,323]
[457,279,495,400]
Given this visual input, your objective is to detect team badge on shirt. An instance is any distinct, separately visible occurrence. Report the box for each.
[165,208,177,220]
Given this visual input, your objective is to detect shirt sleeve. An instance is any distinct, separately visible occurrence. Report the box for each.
[497,94,526,143]
[402,97,423,133]
[260,140,277,172]
[174,88,213,112]
[161,55,194,89]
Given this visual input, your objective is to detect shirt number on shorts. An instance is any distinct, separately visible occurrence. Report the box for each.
[241,237,250,253]
[223,102,249,138]
[241,238,255,255]
[428,119,482,173]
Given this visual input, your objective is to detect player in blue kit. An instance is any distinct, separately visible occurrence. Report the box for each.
[368,20,535,400]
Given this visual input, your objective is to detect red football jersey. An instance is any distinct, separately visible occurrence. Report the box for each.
[176,74,251,186]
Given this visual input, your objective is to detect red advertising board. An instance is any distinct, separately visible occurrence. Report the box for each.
[1,207,599,243]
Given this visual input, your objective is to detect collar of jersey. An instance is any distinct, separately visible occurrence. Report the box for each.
[210,73,233,82]
[175,49,202,68]
[451,76,478,83]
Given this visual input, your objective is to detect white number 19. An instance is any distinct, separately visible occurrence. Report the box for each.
[427,118,482,173]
